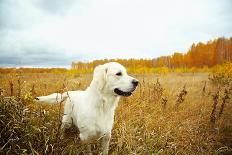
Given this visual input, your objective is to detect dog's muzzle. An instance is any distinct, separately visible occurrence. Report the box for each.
[114,79,139,97]
[114,88,132,96]
[114,86,137,97]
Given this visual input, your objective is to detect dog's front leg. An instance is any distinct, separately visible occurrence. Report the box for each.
[101,132,111,155]
[79,133,93,155]
[60,115,72,139]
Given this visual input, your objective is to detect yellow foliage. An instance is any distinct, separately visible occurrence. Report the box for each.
[212,62,232,76]
[153,67,170,74]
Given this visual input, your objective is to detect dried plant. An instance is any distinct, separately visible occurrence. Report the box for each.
[30,84,36,99]
[161,96,168,111]
[17,78,22,100]
[9,80,14,96]
[139,77,145,99]
[0,93,67,154]
[218,88,230,119]
[0,87,4,96]
[44,83,48,95]
[56,80,72,142]
[153,78,164,102]
[210,89,220,127]
[202,81,207,96]
[175,84,188,110]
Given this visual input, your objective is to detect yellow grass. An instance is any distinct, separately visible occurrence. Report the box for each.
[0,72,231,154]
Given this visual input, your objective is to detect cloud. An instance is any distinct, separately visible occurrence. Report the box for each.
[0,0,231,67]
[33,0,78,15]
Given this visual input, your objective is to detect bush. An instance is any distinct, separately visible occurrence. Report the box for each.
[209,62,232,86]
[0,95,63,154]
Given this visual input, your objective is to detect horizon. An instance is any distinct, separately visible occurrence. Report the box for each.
[0,36,230,68]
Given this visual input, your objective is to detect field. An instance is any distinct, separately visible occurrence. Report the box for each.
[0,71,232,154]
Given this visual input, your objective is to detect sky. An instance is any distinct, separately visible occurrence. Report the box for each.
[0,0,231,68]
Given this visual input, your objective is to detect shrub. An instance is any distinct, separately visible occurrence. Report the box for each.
[0,95,63,154]
[209,62,232,86]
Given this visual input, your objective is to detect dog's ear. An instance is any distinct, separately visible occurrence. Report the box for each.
[93,64,108,91]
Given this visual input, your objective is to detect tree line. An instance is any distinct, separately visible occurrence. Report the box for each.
[71,59,153,70]
[153,37,232,68]
[72,37,232,69]
[0,37,231,74]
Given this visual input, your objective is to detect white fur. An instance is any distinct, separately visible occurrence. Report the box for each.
[36,62,138,155]
[36,93,68,104]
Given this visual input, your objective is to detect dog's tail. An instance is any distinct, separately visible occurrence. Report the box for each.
[35,92,69,104]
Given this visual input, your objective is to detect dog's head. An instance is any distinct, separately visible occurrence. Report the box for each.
[92,62,138,97]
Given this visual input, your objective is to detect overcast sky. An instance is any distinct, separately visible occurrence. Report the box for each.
[0,0,231,67]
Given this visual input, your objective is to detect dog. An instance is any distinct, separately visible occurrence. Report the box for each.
[36,62,138,155]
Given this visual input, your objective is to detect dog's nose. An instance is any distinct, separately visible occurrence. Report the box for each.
[132,79,139,87]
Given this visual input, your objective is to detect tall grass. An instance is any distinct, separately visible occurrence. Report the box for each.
[0,72,232,154]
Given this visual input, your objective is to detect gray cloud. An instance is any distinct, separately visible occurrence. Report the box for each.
[33,0,77,15]
[0,49,85,67]
[0,0,21,30]
[0,0,82,67]
[0,30,85,67]
[0,1,39,31]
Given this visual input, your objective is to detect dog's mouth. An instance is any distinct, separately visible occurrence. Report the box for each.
[114,88,135,97]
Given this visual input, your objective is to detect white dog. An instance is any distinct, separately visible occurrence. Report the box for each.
[36,62,138,155]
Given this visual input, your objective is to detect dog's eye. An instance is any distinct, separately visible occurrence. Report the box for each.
[115,72,122,76]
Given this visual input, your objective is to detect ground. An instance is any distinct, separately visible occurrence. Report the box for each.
[0,72,231,154]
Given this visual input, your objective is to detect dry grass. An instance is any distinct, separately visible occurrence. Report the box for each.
[0,72,232,155]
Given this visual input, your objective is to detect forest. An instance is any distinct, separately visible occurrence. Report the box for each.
[72,37,232,70]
